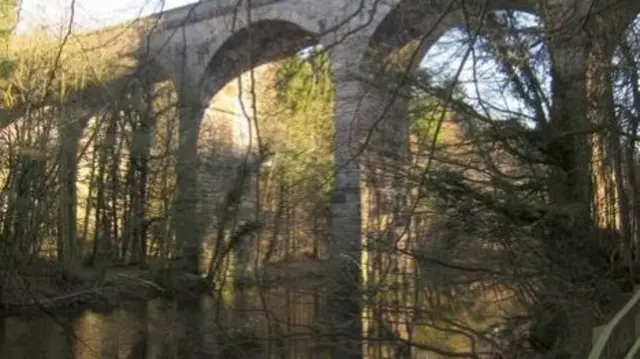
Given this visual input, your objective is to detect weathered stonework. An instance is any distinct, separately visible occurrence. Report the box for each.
[84,0,640,356]
[127,0,640,255]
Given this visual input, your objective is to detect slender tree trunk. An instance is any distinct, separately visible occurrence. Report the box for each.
[585,8,638,281]
[92,115,113,265]
[109,119,122,260]
[159,113,177,259]
[620,39,640,271]
[81,135,97,244]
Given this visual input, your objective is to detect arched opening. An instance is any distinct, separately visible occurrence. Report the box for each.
[0,29,185,268]
[193,19,337,357]
[201,19,317,99]
[75,62,182,266]
[360,4,567,358]
[0,28,179,271]
[0,30,210,356]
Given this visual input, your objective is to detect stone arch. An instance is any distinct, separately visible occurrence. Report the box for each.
[167,15,330,275]
[200,19,318,101]
[367,0,539,72]
[197,18,322,179]
[342,2,543,179]
[74,58,182,264]
[344,2,547,357]
[190,18,337,276]
[334,2,545,170]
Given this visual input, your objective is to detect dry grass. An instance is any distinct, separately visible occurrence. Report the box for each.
[2,21,152,111]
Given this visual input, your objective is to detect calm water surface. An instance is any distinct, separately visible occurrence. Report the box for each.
[0,288,330,359]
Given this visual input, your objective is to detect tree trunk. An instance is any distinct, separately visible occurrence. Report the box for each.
[585,12,635,278]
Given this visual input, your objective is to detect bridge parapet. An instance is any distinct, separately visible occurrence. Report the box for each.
[146,0,284,31]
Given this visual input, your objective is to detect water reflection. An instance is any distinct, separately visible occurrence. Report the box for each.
[0,287,327,359]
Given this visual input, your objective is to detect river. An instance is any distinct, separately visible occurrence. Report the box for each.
[0,286,332,359]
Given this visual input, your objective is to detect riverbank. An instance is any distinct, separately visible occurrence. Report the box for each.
[0,257,333,317]
[0,259,212,317]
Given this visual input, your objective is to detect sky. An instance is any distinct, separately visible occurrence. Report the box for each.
[15,0,548,120]
[17,0,196,32]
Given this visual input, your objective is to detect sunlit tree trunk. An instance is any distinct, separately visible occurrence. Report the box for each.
[541,6,595,357]
[540,2,638,355]
[586,12,635,278]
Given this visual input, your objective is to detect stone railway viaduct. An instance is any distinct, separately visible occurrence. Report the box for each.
[125,1,640,356]
[36,0,640,357]
[131,0,640,236]
[128,0,640,273]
